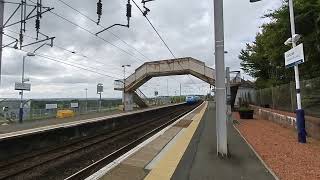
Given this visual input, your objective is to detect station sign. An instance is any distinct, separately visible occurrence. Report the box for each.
[15,82,31,91]
[285,43,305,68]
[70,103,79,108]
[46,104,57,109]
[97,83,103,94]
[114,80,124,89]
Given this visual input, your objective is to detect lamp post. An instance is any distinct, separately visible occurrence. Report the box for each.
[19,52,35,123]
[97,83,103,112]
[250,0,306,143]
[122,64,131,111]
[85,88,88,113]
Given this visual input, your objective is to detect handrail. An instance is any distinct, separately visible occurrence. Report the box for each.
[115,57,216,91]
[135,88,147,100]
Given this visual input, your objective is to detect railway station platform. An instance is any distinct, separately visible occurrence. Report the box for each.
[0,103,180,137]
[98,101,277,180]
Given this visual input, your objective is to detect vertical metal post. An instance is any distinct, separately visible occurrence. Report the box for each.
[271,86,275,109]
[226,67,231,116]
[123,66,126,111]
[259,89,262,106]
[85,88,88,113]
[213,0,228,156]
[0,0,4,85]
[180,83,182,102]
[99,93,102,112]
[19,56,26,123]
[167,79,169,96]
[288,0,306,143]
[290,81,295,112]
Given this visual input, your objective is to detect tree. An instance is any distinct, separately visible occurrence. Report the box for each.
[239,0,320,88]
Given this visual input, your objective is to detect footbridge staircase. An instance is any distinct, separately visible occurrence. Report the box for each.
[114,57,218,111]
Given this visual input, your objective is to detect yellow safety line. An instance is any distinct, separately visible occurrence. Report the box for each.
[144,102,208,180]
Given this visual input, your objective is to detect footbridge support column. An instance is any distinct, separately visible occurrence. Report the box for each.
[123,92,134,111]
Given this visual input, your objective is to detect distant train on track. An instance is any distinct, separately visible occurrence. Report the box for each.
[185,95,201,105]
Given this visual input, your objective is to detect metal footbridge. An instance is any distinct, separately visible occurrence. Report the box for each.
[114,57,240,110]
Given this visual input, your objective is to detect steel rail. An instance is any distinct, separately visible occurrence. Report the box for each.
[65,102,202,180]
[0,103,200,179]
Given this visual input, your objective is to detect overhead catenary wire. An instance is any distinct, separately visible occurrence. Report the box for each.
[46,0,195,90]
[131,0,198,86]
[131,0,175,58]
[56,0,151,61]
[28,0,198,90]
[5,29,133,73]
[49,45,129,76]
[50,11,144,63]
[37,54,121,79]
[4,29,126,77]
[28,0,145,65]
[11,47,122,79]
[32,0,190,78]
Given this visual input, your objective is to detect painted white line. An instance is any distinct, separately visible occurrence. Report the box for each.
[233,125,280,180]
[85,102,204,180]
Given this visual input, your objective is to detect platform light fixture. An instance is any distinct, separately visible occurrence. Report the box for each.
[18,52,35,123]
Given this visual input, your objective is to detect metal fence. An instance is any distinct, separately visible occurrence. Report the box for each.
[251,77,320,118]
[0,105,120,123]
[27,106,120,121]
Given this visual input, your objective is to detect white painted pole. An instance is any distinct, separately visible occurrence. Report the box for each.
[288,0,301,109]
[288,0,306,143]
[0,0,4,86]
[213,0,228,156]
[250,0,306,143]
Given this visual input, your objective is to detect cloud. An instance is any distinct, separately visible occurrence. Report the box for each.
[0,0,282,99]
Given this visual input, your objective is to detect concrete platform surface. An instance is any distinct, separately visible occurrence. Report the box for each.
[172,102,274,180]
[0,103,183,139]
[146,102,275,180]
[98,102,206,180]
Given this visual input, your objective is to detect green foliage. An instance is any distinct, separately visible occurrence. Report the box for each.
[239,97,249,108]
[239,0,320,88]
[238,106,252,112]
[170,96,186,103]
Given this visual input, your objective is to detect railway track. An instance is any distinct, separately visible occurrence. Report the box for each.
[0,102,201,180]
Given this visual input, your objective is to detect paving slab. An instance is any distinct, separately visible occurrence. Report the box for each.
[100,164,148,180]
[171,102,275,180]
[99,103,205,180]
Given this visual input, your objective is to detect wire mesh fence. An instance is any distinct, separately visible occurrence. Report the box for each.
[0,99,123,123]
[0,106,121,122]
[252,77,320,118]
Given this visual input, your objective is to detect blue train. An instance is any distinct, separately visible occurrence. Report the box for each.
[185,95,201,105]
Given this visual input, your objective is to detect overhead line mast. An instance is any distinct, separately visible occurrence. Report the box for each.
[0,0,54,85]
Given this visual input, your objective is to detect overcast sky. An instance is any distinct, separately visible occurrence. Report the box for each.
[0,0,282,99]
